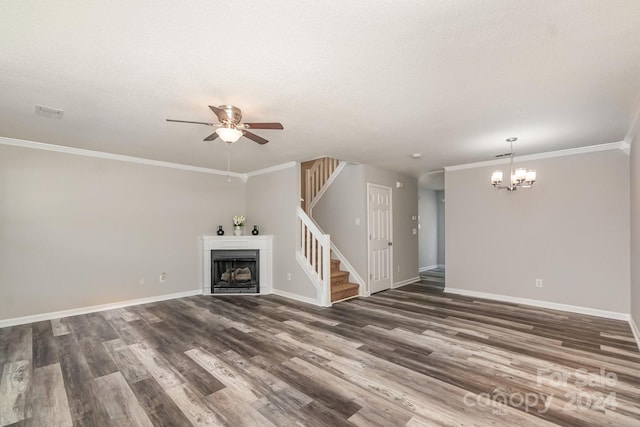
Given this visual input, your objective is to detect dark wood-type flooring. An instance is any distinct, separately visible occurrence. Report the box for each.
[1,283,640,426]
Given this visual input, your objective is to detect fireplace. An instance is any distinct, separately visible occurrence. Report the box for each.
[202,235,272,295]
[211,249,259,294]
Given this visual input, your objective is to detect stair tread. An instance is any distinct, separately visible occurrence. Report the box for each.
[331,282,359,291]
[331,270,349,278]
[331,281,359,302]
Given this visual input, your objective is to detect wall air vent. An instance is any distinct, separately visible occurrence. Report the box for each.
[35,105,64,119]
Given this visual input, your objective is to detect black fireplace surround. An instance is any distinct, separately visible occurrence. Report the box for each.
[211,249,259,294]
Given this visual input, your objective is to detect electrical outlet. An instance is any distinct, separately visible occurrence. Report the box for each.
[160,272,166,283]
[287,273,292,281]
[355,217,360,226]
[536,279,543,288]
[397,266,400,273]
[139,278,145,285]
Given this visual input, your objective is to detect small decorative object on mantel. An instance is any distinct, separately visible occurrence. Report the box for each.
[233,215,245,236]
[217,225,224,236]
[252,225,259,235]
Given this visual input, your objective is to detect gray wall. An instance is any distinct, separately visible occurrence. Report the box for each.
[0,144,246,321]
[445,149,630,313]
[418,188,438,269]
[245,165,317,300]
[436,190,445,265]
[312,164,368,278]
[630,123,640,327]
[313,163,420,289]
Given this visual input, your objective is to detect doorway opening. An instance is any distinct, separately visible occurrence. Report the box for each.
[418,171,445,290]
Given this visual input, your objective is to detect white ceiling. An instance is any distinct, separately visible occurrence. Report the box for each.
[2,1,640,177]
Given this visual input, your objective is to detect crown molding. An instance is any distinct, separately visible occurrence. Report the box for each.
[243,161,297,181]
[444,141,629,172]
[0,136,246,178]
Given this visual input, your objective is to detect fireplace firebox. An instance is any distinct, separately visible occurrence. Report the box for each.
[211,249,259,294]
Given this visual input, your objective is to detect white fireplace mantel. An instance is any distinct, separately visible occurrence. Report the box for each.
[201,235,273,295]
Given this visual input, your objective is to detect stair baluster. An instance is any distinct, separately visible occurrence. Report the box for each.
[296,207,331,306]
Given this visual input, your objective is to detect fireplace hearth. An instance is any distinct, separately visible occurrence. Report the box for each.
[211,249,259,294]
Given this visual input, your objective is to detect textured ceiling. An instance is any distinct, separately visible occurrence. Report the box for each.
[2,1,640,177]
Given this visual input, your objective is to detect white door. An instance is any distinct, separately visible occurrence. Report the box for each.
[368,183,392,294]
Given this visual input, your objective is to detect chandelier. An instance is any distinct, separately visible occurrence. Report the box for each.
[491,137,536,191]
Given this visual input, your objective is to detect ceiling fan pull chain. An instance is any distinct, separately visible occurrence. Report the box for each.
[226,143,231,182]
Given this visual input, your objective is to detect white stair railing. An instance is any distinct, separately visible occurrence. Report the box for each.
[305,157,341,214]
[295,207,331,306]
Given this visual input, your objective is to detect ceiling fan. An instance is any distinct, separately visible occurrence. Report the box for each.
[166,105,283,144]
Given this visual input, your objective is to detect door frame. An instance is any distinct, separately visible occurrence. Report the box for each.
[366,182,393,295]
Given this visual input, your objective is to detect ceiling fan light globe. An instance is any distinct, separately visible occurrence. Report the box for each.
[215,127,243,143]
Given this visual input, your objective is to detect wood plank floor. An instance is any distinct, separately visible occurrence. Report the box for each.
[1,282,639,426]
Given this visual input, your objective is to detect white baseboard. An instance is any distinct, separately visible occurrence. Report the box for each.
[272,289,321,306]
[392,276,421,289]
[419,265,439,273]
[630,315,640,352]
[0,289,202,328]
[445,288,630,321]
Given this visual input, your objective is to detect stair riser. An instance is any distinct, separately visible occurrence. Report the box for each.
[331,289,359,302]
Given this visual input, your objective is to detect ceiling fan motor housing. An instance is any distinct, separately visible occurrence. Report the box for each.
[219,105,243,124]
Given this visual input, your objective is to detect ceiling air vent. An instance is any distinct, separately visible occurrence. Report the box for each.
[35,105,64,119]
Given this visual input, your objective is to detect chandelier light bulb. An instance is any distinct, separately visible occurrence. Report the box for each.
[491,170,503,185]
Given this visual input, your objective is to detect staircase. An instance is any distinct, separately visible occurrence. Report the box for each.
[303,157,341,216]
[330,259,359,302]
[297,156,360,305]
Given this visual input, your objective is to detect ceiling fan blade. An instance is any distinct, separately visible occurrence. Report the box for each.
[209,105,229,123]
[243,122,284,130]
[203,132,219,141]
[166,119,214,126]
[243,131,269,145]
